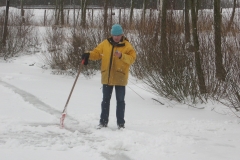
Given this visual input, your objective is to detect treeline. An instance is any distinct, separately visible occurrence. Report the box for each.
[1,0,239,10]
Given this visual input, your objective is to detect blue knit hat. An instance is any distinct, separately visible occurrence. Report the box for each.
[111,24,123,36]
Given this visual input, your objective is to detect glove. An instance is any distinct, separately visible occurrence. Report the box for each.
[81,52,90,65]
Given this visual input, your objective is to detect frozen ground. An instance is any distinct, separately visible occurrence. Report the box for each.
[0,54,240,160]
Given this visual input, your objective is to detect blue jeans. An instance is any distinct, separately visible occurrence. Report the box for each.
[100,84,126,125]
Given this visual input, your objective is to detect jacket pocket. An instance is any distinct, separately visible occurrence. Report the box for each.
[116,70,125,75]
[101,70,108,84]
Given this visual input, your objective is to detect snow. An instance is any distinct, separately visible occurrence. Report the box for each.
[1,52,240,160]
[0,8,240,160]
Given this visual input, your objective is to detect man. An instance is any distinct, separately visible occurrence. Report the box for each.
[81,24,136,129]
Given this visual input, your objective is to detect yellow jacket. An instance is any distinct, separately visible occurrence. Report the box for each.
[89,36,136,86]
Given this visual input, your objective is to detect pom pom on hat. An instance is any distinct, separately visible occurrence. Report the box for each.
[111,24,123,36]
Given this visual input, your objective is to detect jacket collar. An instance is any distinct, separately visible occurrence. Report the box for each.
[107,36,126,47]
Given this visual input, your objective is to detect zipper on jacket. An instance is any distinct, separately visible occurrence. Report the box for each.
[108,46,115,84]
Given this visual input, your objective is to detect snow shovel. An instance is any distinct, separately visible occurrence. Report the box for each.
[60,59,85,128]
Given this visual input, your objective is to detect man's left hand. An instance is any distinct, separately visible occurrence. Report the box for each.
[114,50,122,59]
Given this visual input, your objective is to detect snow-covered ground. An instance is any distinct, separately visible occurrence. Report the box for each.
[1,53,240,160]
[1,7,240,160]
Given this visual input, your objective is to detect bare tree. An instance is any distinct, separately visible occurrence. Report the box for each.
[54,0,64,26]
[153,2,161,44]
[103,0,109,34]
[81,0,88,28]
[160,0,168,75]
[184,0,190,43]
[214,0,226,81]
[190,0,207,94]
[226,0,237,31]
[130,0,134,26]
[55,0,60,25]
[2,0,10,48]
[142,0,147,23]
[20,0,25,24]
[60,0,64,25]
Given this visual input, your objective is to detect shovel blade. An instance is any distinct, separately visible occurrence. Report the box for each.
[60,113,66,128]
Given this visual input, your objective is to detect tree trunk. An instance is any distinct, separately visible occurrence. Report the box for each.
[44,10,46,26]
[110,0,112,25]
[157,0,163,12]
[81,0,88,28]
[196,0,199,21]
[214,0,226,81]
[55,0,59,25]
[130,0,134,26]
[184,0,190,43]
[73,0,75,35]
[160,0,168,75]
[21,0,25,24]
[60,0,64,26]
[2,0,10,48]
[226,0,236,31]
[103,0,109,35]
[190,0,207,94]
[142,0,147,23]
[119,8,121,24]
[154,1,162,45]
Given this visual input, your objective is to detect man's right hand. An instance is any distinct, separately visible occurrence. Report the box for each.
[81,52,90,65]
